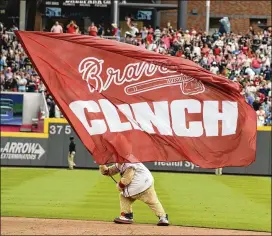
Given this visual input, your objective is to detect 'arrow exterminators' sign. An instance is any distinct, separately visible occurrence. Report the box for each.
[0,142,46,160]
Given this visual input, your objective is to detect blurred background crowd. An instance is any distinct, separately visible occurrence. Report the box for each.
[0,19,271,125]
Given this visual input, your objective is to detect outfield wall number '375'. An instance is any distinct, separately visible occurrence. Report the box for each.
[49,125,72,135]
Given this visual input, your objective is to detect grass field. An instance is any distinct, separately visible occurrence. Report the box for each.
[1,167,271,232]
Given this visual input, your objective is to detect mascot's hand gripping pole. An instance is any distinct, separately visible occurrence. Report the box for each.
[99,165,117,183]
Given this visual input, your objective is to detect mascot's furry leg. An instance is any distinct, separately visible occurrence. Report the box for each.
[131,184,166,218]
[118,194,136,223]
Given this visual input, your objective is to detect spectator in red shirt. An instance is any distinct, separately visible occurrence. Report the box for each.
[66,21,78,34]
[88,22,98,36]
[201,43,210,56]
[176,50,183,57]
[146,32,153,45]
[257,91,266,103]
[112,23,118,36]
[213,45,221,56]
[253,76,261,87]
[251,56,262,75]
[242,43,249,54]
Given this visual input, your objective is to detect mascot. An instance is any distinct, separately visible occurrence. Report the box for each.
[99,163,169,226]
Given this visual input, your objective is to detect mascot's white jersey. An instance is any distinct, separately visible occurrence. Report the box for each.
[116,163,153,197]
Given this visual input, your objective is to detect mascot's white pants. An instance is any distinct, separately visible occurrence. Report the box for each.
[119,183,166,217]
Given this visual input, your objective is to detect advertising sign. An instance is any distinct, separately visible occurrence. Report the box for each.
[136,10,152,21]
[0,93,24,126]
[45,0,111,7]
[1,142,45,161]
[0,137,48,166]
[45,7,62,17]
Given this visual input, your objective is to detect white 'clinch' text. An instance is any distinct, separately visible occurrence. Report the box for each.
[69,99,238,137]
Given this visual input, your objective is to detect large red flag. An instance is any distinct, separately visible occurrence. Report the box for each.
[15,31,257,168]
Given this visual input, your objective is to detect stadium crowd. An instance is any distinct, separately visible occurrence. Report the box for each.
[0,19,271,125]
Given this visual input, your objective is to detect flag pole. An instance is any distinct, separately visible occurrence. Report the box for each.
[110,175,117,183]
[206,0,210,34]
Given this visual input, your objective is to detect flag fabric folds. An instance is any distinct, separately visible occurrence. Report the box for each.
[15,31,257,168]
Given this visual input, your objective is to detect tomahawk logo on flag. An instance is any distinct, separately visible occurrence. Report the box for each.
[15,31,257,168]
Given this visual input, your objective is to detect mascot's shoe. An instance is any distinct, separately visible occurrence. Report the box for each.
[157,214,169,226]
[114,212,133,224]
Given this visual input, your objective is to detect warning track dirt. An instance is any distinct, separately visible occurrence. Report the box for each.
[1,217,270,235]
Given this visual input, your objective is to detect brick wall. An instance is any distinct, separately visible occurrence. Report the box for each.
[160,0,271,33]
[229,18,249,34]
